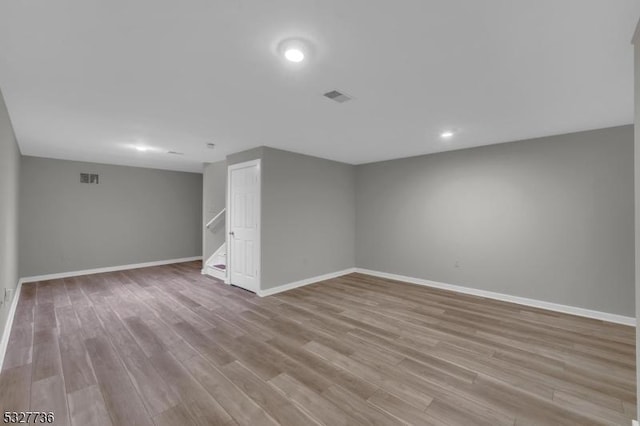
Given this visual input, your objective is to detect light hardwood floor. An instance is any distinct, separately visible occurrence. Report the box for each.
[0,261,635,425]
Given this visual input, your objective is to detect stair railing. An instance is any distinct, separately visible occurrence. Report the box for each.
[206,208,226,229]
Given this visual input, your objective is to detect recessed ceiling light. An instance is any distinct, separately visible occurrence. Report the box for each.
[440,131,455,139]
[284,48,304,63]
[135,146,149,152]
[278,39,310,64]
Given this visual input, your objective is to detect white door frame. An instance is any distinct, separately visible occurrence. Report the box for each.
[226,159,261,291]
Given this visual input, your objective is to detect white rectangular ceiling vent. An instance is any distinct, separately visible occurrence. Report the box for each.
[324,90,352,103]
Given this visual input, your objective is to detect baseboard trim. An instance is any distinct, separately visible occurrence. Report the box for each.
[354,268,636,326]
[632,419,638,426]
[0,279,23,371]
[257,268,357,297]
[20,256,203,284]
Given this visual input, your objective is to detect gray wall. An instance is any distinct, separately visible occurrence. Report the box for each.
[20,157,203,277]
[0,89,21,342]
[224,146,356,291]
[633,25,640,418]
[356,125,634,316]
[202,160,227,261]
[227,146,265,166]
[261,147,356,290]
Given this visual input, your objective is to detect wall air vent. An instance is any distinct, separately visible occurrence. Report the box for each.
[80,173,99,184]
[323,90,352,103]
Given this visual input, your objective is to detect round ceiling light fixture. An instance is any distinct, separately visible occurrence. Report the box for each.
[278,38,311,64]
[440,130,455,139]
[284,48,304,63]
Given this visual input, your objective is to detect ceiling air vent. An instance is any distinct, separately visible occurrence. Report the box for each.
[167,151,184,155]
[323,90,352,103]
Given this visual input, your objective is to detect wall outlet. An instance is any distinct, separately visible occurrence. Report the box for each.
[4,288,13,304]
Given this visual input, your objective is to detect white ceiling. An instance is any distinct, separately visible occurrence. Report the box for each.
[0,1,638,173]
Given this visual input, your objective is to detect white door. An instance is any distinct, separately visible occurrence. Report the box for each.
[227,160,261,292]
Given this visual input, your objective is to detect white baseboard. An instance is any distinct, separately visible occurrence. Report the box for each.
[257,268,357,297]
[632,420,638,426]
[0,279,23,371]
[20,256,203,284]
[354,268,636,327]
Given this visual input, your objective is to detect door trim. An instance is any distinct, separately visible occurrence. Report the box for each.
[226,159,261,291]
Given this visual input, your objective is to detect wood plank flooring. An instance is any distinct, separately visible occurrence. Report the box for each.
[0,261,635,425]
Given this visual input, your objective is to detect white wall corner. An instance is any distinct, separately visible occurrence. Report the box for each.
[631,419,638,426]
[353,268,636,327]
[633,18,640,44]
[257,268,357,297]
[0,279,23,371]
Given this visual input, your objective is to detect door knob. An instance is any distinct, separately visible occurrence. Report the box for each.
[229,231,235,236]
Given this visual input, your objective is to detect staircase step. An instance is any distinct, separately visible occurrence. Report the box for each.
[213,264,226,271]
